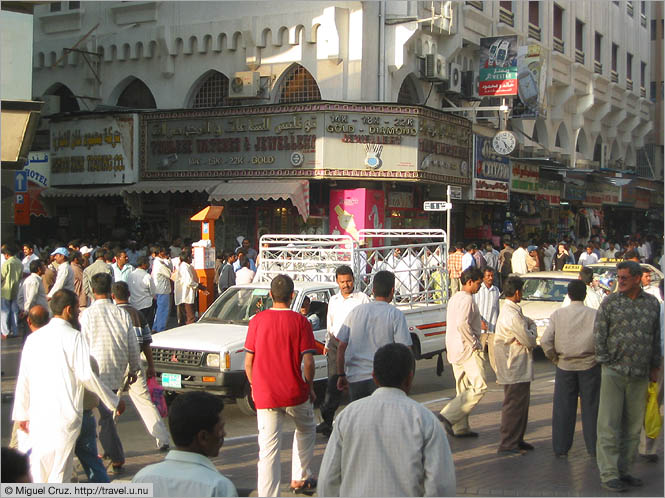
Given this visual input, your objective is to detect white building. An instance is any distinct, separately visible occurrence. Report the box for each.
[25,0,661,247]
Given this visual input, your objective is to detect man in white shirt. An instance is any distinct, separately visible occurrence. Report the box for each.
[21,243,40,276]
[318,266,369,436]
[473,267,500,372]
[21,260,49,317]
[641,271,663,303]
[461,244,476,271]
[47,247,75,299]
[174,249,207,326]
[511,241,529,275]
[151,247,174,333]
[235,257,255,285]
[562,267,602,309]
[132,391,237,496]
[80,273,141,475]
[578,244,599,267]
[111,250,134,283]
[542,241,556,271]
[337,270,412,401]
[318,343,456,497]
[128,256,156,327]
[13,289,123,482]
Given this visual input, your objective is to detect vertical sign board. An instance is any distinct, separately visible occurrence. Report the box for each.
[14,192,30,225]
[479,36,519,97]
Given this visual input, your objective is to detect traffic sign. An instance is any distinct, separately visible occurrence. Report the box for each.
[14,193,30,225]
[449,186,462,200]
[15,171,27,193]
[424,201,452,211]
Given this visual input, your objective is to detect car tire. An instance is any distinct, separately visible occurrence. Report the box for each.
[237,383,257,416]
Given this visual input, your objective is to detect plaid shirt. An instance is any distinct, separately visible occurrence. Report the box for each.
[448,251,464,279]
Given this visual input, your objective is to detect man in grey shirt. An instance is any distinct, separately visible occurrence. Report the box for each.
[336,271,412,401]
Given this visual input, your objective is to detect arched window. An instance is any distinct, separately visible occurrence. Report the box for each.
[47,84,80,113]
[278,65,321,103]
[117,79,156,109]
[397,76,420,104]
[192,71,229,108]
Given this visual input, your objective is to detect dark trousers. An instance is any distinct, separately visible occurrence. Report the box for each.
[177,303,196,326]
[75,410,110,483]
[97,400,124,464]
[138,305,155,329]
[348,378,377,402]
[499,382,531,451]
[319,339,341,427]
[552,365,600,455]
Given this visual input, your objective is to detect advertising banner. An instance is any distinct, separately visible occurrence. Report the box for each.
[512,44,548,119]
[479,36,518,96]
[511,162,539,193]
[472,135,509,202]
[329,188,385,243]
[564,183,587,202]
[473,178,509,202]
[586,182,620,206]
[50,115,139,186]
[535,179,562,206]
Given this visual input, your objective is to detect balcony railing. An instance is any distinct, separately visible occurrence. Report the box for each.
[553,36,564,54]
[465,1,483,10]
[627,2,634,16]
[528,23,541,41]
[626,78,633,91]
[640,86,646,98]
[594,60,603,74]
[611,70,619,83]
[499,6,514,26]
[641,13,647,27]
[575,49,585,64]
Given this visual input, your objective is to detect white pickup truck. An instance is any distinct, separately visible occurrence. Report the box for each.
[150,230,449,414]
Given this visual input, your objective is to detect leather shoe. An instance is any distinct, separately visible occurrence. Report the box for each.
[619,475,643,487]
[518,441,534,450]
[497,448,526,456]
[639,453,658,463]
[601,479,627,492]
[554,453,568,458]
[454,431,479,438]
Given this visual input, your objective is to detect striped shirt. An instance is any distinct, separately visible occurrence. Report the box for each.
[80,298,141,390]
[473,284,500,333]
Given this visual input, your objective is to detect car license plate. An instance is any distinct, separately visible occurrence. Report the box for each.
[161,373,182,389]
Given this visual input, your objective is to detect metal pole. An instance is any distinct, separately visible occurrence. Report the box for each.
[446,185,452,248]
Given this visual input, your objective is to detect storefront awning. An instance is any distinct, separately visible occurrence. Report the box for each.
[208,180,310,221]
[41,180,220,198]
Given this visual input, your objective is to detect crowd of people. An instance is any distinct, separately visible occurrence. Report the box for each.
[1,232,662,496]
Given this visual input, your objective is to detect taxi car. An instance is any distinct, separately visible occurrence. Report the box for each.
[502,268,581,345]
[587,258,663,292]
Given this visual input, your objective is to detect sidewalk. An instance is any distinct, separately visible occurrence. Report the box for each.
[113,377,664,497]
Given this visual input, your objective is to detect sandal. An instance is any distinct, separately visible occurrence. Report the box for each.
[289,477,317,495]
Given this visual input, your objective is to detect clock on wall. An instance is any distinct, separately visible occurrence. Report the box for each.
[492,130,517,155]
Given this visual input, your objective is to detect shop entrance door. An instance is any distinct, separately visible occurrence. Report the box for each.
[255,203,299,241]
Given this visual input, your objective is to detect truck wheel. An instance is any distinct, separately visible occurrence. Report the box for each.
[237,384,257,416]
[410,335,422,360]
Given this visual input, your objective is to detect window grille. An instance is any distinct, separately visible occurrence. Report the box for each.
[278,65,321,103]
[192,72,229,108]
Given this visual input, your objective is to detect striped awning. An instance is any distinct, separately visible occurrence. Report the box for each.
[208,180,310,221]
[41,180,220,198]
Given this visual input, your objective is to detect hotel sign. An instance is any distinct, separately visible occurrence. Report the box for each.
[140,102,472,185]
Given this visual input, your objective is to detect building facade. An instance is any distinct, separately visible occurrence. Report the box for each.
[18,0,662,248]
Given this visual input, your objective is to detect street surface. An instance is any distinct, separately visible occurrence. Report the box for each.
[2,336,663,496]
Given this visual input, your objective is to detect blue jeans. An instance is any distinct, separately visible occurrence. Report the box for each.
[1,298,18,337]
[75,410,109,483]
[153,293,171,332]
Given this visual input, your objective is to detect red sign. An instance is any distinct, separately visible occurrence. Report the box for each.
[478,78,518,96]
[14,193,30,225]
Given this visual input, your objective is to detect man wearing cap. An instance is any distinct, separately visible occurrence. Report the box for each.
[47,247,75,300]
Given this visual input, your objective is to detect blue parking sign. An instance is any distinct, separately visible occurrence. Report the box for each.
[15,171,28,193]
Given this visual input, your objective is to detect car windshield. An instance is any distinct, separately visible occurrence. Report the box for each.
[521,278,571,302]
[199,287,278,324]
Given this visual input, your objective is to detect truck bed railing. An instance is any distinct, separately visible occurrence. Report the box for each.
[257,230,449,308]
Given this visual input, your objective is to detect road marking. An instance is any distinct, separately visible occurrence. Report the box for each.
[422,396,452,405]
[225,433,259,443]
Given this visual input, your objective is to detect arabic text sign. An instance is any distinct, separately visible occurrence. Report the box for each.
[474,135,510,181]
[479,36,518,97]
[423,201,452,211]
[473,178,509,202]
[511,162,539,193]
[50,115,139,185]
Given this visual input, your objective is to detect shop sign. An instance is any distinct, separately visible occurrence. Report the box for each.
[479,36,518,96]
[473,178,509,202]
[635,189,650,210]
[50,115,139,186]
[535,178,561,206]
[511,162,539,193]
[140,103,472,185]
[512,44,548,119]
[388,191,414,209]
[474,135,511,181]
[564,183,586,201]
[586,182,620,206]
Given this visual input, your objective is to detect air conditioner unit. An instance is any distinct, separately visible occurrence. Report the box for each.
[423,53,447,81]
[228,71,261,99]
[41,95,61,116]
[461,70,479,98]
[445,63,462,93]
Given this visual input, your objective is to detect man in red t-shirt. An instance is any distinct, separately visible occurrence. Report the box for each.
[245,274,318,497]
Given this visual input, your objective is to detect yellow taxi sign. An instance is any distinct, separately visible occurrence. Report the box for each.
[598,258,621,263]
[562,264,582,272]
